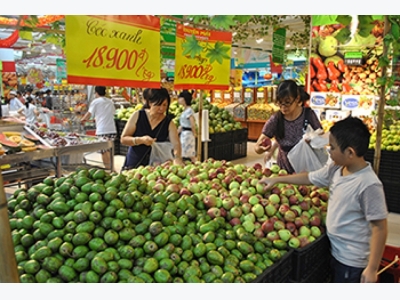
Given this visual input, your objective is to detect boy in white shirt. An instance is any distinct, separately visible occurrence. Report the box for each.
[260,117,388,283]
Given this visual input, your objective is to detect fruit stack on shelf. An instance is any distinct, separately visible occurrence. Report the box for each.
[247,87,275,121]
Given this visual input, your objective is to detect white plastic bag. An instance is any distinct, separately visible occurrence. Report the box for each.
[288,125,329,173]
[149,142,174,166]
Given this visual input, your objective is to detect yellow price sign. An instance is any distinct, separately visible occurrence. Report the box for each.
[65,15,161,88]
[174,25,232,90]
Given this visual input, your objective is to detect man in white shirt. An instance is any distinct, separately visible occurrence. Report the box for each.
[81,86,117,171]
[8,91,24,111]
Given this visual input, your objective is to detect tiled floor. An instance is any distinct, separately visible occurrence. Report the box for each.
[4,142,400,247]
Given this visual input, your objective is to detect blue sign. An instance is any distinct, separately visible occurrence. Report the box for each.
[311,95,325,106]
[342,98,359,109]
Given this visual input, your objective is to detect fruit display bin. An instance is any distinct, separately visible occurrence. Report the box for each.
[364,149,400,213]
[289,233,332,283]
[253,249,294,283]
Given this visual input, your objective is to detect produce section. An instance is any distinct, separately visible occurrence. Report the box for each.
[6,160,330,283]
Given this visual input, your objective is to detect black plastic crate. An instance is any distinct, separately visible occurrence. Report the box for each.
[233,128,248,143]
[253,250,293,283]
[290,233,331,282]
[119,145,129,157]
[114,140,121,156]
[115,119,127,135]
[213,131,233,147]
[213,144,233,161]
[290,253,332,283]
[380,179,400,214]
[232,141,247,160]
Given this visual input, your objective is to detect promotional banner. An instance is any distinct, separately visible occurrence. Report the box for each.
[65,15,161,88]
[56,58,67,81]
[174,24,232,90]
[272,27,286,64]
[160,16,182,60]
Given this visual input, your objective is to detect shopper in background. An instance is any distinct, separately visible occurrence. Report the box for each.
[120,88,183,169]
[254,80,322,174]
[8,91,24,112]
[17,96,40,124]
[16,91,26,105]
[80,86,117,171]
[178,90,197,163]
[44,89,53,110]
[260,117,388,283]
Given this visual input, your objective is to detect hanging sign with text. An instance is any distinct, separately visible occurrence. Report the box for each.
[174,25,232,90]
[65,15,161,88]
[272,27,286,64]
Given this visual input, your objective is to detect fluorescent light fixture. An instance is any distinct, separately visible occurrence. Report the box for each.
[256,38,264,44]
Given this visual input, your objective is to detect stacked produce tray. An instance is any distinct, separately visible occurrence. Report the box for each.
[289,234,331,283]
[364,149,400,213]
[253,250,294,283]
[114,120,127,156]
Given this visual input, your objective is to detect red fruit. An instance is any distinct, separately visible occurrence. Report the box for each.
[261,137,272,148]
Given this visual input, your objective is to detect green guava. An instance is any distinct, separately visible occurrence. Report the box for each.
[318,36,338,57]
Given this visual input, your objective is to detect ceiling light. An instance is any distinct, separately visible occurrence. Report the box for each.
[256,38,264,44]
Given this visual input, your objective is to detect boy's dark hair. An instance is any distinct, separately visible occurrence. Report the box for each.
[178,90,194,106]
[146,88,171,113]
[45,89,51,94]
[95,86,107,96]
[275,80,310,139]
[330,116,371,157]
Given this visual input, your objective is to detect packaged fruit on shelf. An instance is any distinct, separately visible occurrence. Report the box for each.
[224,88,242,116]
[233,88,254,120]
[247,103,274,121]
[211,89,232,109]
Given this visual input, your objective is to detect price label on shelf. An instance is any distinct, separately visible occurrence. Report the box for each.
[65,15,161,88]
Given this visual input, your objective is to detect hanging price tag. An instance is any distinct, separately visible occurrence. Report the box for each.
[65,15,161,88]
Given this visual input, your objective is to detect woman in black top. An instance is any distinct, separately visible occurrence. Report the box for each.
[120,88,183,169]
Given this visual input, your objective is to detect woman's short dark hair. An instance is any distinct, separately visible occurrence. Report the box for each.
[178,90,194,106]
[146,88,171,112]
